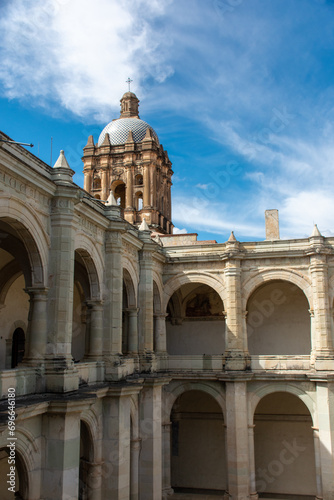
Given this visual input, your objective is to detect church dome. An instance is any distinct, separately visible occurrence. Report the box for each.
[98,118,159,146]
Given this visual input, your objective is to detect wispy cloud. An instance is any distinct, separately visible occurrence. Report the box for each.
[0,0,173,120]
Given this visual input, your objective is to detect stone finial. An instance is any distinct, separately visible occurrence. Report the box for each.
[143,127,153,140]
[311,224,322,237]
[126,131,134,143]
[53,150,70,169]
[139,218,150,231]
[265,209,280,240]
[106,191,117,206]
[101,133,111,147]
[84,135,94,148]
[228,231,237,242]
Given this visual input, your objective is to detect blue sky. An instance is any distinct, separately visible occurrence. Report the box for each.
[1,0,334,242]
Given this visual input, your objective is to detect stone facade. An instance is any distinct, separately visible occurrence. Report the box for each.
[0,94,334,500]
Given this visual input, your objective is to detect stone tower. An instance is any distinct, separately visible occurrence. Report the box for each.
[83,92,174,234]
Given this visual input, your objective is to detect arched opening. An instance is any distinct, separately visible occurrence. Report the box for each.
[94,194,101,200]
[122,279,129,354]
[135,174,143,185]
[122,268,137,355]
[0,447,28,499]
[254,391,316,497]
[72,251,91,362]
[166,283,225,355]
[0,219,41,369]
[247,280,311,355]
[113,181,126,208]
[153,281,162,352]
[171,390,226,494]
[135,191,143,211]
[79,420,94,500]
[11,328,25,368]
[92,175,101,190]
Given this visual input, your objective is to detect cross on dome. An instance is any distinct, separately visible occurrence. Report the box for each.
[126,77,133,92]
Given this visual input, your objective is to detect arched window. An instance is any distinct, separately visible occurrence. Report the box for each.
[135,192,143,210]
[114,182,126,208]
[11,328,25,368]
[135,174,143,185]
[92,176,101,190]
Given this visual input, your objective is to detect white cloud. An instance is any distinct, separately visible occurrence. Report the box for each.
[0,0,173,119]
[173,227,188,234]
[280,190,334,238]
[172,195,263,239]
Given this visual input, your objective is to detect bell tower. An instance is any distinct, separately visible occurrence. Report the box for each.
[82,92,173,234]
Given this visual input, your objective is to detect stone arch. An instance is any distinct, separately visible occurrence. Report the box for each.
[248,383,316,425]
[0,425,40,499]
[169,384,227,494]
[0,259,22,306]
[111,180,126,207]
[0,196,49,286]
[164,380,226,423]
[242,269,312,310]
[246,277,311,355]
[80,408,100,454]
[251,386,317,497]
[123,265,138,308]
[153,281,162,314]
[163,272,226,312]
[74,233,103,299]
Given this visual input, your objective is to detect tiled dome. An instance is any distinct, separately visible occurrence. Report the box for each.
[98,118,159,146]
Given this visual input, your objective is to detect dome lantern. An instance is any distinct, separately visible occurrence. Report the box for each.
[120,91,139,118]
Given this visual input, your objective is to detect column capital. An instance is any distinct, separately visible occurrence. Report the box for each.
[126,307,139,316]
[86,299,104,309]
[154,312,168,319]
[24,286,48,298]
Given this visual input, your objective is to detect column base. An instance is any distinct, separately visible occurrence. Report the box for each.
[222,350,251,371]
[45,359,79,392]
[162,487,174,498]
[314,351,334,371]
[249,493,259,500]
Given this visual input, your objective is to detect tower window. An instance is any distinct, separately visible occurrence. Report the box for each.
[92,176,101,190]
[135,192,143,210]
[135,174,143,185]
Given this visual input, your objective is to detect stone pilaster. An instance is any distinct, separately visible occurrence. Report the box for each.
[162,421,174,498]
[309,253,334,370]
[102,385,141,500]
[312,426,324,500]
[46,186,79,392]
[23,286,48,365]
[248,424,259,500]
[42,402,82,500]
[138,238,155,354]
[154,313,168,353]
[143,165,150,208]
[130,438,141,500]
[126,166,134,209]
[315,379,334,498]
[225,380,250,499]
[139,379,169,500]
[223,256,250,371]
[104,228,124,359]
